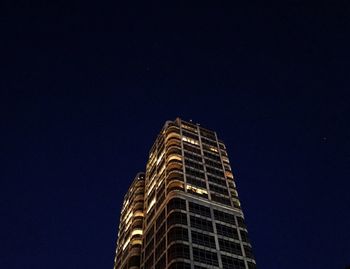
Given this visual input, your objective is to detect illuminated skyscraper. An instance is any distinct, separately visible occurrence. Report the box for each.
[114,118,256,269]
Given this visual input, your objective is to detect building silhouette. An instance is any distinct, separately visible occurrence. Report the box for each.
[114,118,256,269]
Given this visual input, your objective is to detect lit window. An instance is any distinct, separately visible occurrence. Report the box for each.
[157,151,165,165]
[222,156,229,163]
[158,164,165,176]
[181,124,198,133]
[123,199,130,209]
[182,136,199,146]
[166,133,181,140]
[225,171,233,179]
[131,229,143,236]
[147,180,156,196]
[131,239,142,245]
[134,211,144,217]
[125,220,131,232]
[149,154,156,167]
[125,211,133,226]
[186,185,208,195]
[209,146,218,152]
[147,198,156,213]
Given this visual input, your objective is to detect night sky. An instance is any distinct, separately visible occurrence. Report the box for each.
[1,3,350,269]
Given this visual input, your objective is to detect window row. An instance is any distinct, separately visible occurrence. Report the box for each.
[244,245,254,259]
[184,151,203,162]
[187,176,206,188]
[214,209,236,225]
[181,122,198,133]
[185,168,205,179]
[167,243,190,260]
[203,151,221,161]
[183,144,201,155]
[200,129,216,141]
[169,262,191,269]
[182,130,199,140]
[221,255,245,269]
[206,166,225,178]
[207,174,227,186]
[167,198,186,212]
[192,247,218,266]
[168,212,188,227]
[191,230,216,248]
[185,159,204,171]
[168,227,189,243]
[205,158,222,168]
[190,215,213,232]
[201,137,218,147]
[189,201,211,218]
[209,183,229,196]
[211,193,231,206]
[219,238,242,255]
[216,223,239,239]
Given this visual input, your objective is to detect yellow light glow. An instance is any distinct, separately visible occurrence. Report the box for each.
[181,124,197,132]
[125,211,133,224]
[148,155,156,168]
[149,173,156,184]
[146,198,156,213]
[209,146,218,152]
[134,211,144,217]
[125,221,131,232]
[123,237,130,250]
[131,229,143,236]
[157,177,164,187]
[156,151,165,165]
[147,180,156,196]
[168,155,182,162]
[166,133,181,140]
[182,136,199,145]
[131,239,142,245]
[186,185,208,195]
[158,164,165,176]
[225,171,233,179]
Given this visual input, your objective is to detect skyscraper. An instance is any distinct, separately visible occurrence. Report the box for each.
[114,118,256,269]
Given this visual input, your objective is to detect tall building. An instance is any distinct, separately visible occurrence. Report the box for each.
[114,118,256,269]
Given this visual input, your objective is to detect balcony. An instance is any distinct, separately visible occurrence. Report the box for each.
[167,170,184,183]
[167,181,184,193]
[166,161,183,175]
[165,126,180,135]
[166,137,181,148]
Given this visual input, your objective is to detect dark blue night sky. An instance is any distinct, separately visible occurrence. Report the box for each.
[1,3,350,269]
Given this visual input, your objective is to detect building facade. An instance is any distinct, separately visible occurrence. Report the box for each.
[114,173,145,269]
[114,118,256,269]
